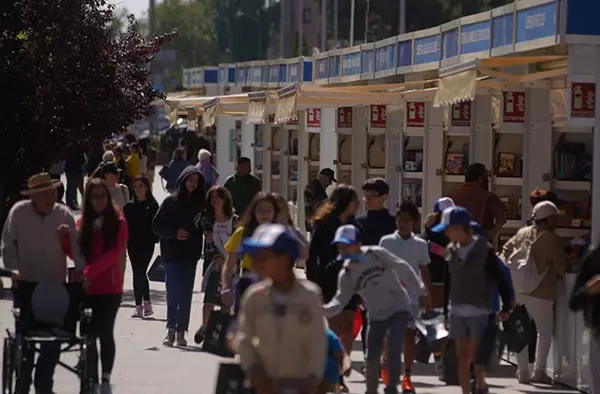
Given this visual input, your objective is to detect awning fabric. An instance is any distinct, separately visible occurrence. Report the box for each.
[275,85,298,124]
[433,69,477,107]
[247,92,270,124]
[202,98,220,128]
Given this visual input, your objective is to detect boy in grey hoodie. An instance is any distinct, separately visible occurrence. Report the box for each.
[323,225,428,394]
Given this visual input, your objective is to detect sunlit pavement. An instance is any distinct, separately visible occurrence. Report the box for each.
[0,168,578,393]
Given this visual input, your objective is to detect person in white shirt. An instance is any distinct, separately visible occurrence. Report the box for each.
[379,202,433,394]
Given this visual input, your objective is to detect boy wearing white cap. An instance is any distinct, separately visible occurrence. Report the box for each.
[324,224,428,394]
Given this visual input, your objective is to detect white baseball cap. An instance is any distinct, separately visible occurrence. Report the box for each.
[434,197,455,213]
[532,201,563,220]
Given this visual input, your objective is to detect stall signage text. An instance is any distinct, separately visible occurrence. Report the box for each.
[288,63,299,83]
[571,83,596,118]
[492,14,514,48]
[376,44,395,72]
[362,50,375,74]
[451,101,471,127]
[337,107,353,129]
[503,91,526,123]
[342,52,361,76]
[307,108,321,128]
[316,58,329,80]
[516,2,557,43]
[398,40,412,67]
[414,35,440,65]
[406,102,425,127]
[370,105,387,128]
[461,21,491,54]
[442,28,459,59]
[228,67,236,83]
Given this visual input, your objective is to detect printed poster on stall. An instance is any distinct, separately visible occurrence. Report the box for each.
[306,108,321,132]
[406,102,425,128]
[451,101,471,127]
[503,91,525,123]
[370,105,387,129]
[336,107,353,133]
[571,82,595,119]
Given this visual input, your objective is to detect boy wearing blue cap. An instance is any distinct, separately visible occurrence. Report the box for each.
[432,207,513,394]
[235,224,327,394]
[324,224,428,394]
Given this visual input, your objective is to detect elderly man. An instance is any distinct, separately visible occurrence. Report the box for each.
[1,172,85,394]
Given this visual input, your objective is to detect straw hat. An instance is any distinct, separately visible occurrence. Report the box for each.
[21,172,62,196]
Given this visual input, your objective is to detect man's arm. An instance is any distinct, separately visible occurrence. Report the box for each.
[418,242,434,297]
[485,194,507,240]
[376,247,425,300]
[0,207,19,271]
[484,249,512,312]
[63,209,86,271]
[323,269,354,318]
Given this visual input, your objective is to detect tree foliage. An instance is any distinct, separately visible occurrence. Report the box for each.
[0,0,176,219]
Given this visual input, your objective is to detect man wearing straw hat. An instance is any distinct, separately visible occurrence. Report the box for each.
[1,172,86,393]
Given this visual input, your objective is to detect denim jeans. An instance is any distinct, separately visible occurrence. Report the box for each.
[164,262,197,332]
[365,311,410,394]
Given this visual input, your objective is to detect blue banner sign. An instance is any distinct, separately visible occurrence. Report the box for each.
[397,40,412,67]
[228,67,235,83]
[342,52,361,76]
[492,14,514,48]
[516,2,557,43]
[288,63,299,82]
[376,44,395,72]
[269,65,279,83]
[362,50,375,74]
[183,70,191,87]
[279,64,287,84]
[461,21,491,54]
[315,58,329,79]
[204,69,218,84]
[442,29,459,59]
[414,34,440,64]
[236,67,246,84]
[329,56,340,78]
[252,67,262,83]
[302,59,313,82]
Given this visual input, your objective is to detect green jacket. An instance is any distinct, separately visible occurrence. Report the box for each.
[224,172,262,216]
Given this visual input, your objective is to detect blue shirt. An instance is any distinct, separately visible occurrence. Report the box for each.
[492,257,515,312]
[324,329,344,383]
[356,209,396,246]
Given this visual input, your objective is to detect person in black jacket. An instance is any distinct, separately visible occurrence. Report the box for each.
[123,175,159,319]
[306,184,361,393]
[152,166,206,347]
[570,245,600,394]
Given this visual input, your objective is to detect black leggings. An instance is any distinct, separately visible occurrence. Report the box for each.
[129,246,154,305]
[85,294,121,382]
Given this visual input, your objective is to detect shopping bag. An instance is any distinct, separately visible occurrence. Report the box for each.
[502,304,533,353]
[202,311,235,358]
[414,330,432,364]
[440,339,460,386]
[215,363,255,394]
[352,309,363,340]
[147,255,165,283]
[414,308,449,354]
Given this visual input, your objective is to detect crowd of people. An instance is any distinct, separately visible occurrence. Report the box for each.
[1,140,600,394]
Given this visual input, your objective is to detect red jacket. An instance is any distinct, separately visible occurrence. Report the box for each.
[64,215,128,295]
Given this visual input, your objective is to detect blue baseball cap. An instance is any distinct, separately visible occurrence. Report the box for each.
[240,224,301,261]
[433,197,455,213]
[431,206,478,233]
[331,224,362,245]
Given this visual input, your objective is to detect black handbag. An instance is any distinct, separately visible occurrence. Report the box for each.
[502,304,533,353]
[475,316,499,370]
[147,255,166,282]
[202,311,235,358]
[215,363,255,394]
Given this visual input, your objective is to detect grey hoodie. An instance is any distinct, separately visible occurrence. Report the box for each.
[323,246,425,321]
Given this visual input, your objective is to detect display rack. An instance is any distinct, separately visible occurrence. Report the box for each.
[400,102,426,220]
[252,123,264,186]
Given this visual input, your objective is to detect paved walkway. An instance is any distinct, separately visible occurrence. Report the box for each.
[0,169,580,393]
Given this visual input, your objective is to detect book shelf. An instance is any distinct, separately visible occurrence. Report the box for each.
[252,124,264,186]
[399,104,426,222]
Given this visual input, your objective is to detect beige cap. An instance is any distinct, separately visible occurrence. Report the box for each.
[532,200,563,220]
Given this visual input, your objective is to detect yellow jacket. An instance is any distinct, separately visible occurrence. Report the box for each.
[126,153,141,179]
[235,279,327,392]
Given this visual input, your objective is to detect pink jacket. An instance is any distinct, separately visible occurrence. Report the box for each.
[64,216,128,295]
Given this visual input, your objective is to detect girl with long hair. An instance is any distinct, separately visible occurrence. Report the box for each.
[306,184,361,393]
[193,185,238,344]
[123,175,159,318]
[220,192,280,312]
[78,178,128,394]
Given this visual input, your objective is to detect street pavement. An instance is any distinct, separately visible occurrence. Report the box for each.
[0,169,579,393]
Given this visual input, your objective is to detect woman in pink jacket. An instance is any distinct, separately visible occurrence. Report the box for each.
[76,178,128,394]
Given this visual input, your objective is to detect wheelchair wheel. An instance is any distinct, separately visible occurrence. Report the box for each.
[78,336,94,394]
[2,337,15,394]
